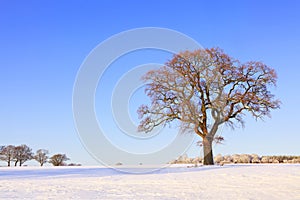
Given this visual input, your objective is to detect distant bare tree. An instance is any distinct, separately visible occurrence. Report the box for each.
[0,145,3,157]
[0,145,4,163]
[34,149,49,166]
[0,145,15,166]
[138,48,280,165]
[13,144,33,166]
[49,154,69,166]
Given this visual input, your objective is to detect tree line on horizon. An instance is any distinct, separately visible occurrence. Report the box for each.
[0,144,72,167]
[169,153,300,165]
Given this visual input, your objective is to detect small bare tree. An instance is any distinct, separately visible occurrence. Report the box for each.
[34,149,49,166]
[0,145,3,158]
[0,145,15,166]
[13,144,33,166]
[138,48,280,165]
[49,154,69,166]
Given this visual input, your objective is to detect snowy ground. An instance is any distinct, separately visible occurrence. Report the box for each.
[0,164,299,200]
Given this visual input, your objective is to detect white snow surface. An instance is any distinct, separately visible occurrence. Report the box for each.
[0,164,299,199]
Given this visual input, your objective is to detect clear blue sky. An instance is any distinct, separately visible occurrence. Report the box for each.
[1,1,300,166]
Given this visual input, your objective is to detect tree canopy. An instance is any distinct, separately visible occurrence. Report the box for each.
[138,48,280,165]
[49,154,69,166]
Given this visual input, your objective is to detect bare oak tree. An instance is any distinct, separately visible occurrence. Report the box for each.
[138,48,280,165]
[49,154,69,166]
[34,149,49,166]
[13,144,33,166]
[0,145,15,166]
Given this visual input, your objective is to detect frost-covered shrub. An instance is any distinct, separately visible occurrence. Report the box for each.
[261,156,269,163]
[224,155,233,163]
[177,154,188,163]
[232,154,241,163]
[239,154,251,163]
[250,154,260,163]
[214,154,224,164]
[192,157,201,164]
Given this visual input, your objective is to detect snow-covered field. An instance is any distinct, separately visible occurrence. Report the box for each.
[0,164,299,200]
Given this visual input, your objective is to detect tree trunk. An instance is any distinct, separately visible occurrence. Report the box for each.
[203,136,214,165]
[14,161,18,167]
[7,161,10,167]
